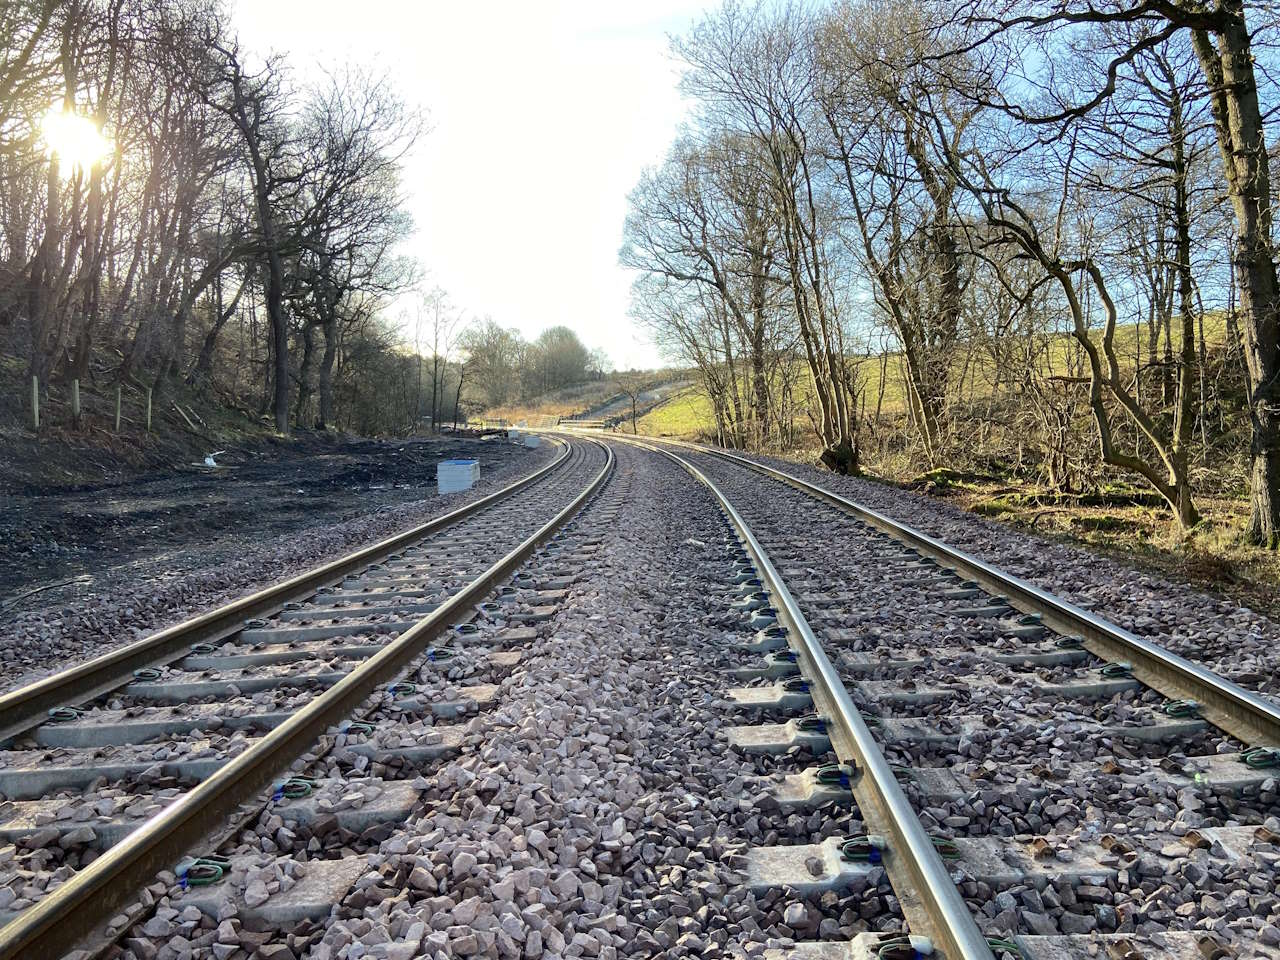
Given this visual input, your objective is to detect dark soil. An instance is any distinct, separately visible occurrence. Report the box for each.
[0,431,529,599]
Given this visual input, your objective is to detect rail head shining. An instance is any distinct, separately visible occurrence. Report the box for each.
[0,437,574,745]
[618,436,994,960]
[0,437,614,960]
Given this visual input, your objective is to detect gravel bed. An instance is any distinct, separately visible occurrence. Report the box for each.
[737,449,1280,692]
[0,443,614,957]
[1,442,556,696]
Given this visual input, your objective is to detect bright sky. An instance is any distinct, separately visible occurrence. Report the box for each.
[232,0,709,369]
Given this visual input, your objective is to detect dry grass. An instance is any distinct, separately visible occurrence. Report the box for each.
[484,381,622,425]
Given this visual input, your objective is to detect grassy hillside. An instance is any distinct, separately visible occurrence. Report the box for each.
[637,386,715,437]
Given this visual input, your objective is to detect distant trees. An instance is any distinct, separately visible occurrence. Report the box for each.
[623,0,1278,542]
[587,347,614,380]
[530,326,591,396]
[410,287,463,433]
[457,320,596,408]
[459,319,523,409]
[0,0,423,436]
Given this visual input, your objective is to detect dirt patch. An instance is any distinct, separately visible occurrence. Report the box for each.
[1,432,532,601]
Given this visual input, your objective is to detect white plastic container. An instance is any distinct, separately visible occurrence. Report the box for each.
[437,458,479,494]
[523,435,541,448]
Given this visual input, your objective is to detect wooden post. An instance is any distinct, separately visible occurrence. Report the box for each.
[145,386,152,432]
[115,385,122,432]
[30,375,39,430]
[71,378,80,428]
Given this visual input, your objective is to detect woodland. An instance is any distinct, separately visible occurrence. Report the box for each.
[8,0,1280,555]
[0,1,612,444]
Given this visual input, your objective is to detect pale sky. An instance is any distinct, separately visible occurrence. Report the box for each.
[232,0,709,369]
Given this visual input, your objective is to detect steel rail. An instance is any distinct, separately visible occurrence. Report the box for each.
[616,436,993,960]
[0,437,574,745]
[655,437,1280,750]
[0,437,614,960]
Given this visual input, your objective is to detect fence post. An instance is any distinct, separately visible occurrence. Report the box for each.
[145,386,152,432]
[115,385,122,432]
[71,378,80,428]
[30,375,39,430]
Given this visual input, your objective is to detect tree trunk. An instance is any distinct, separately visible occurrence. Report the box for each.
[264,249,289,433]
[27,157,61,385]
[296,321,316,428]
[747,230,771,446]
[190,268,249,388]
[317,317,338,430]
[1193,9,1280,546]
[750,315,769,446]
[69,162,108,381]
[1169,81,1200,529]
[430,354,442,432]
[225,49,291,436]
[452,362,466,429]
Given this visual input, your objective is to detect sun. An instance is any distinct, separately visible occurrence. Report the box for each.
[40,107,112,174]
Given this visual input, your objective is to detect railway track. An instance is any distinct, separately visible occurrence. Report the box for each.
[2,433,1278,959]
[0,435,613,959]
[626,436,1279,960]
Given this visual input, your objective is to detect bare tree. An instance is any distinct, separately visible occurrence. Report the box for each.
[614,369,653,435]
[675,4,862,472]
[816,2,977,465]
[415,287,462,432]
[288,68,420,429]
[198,35,297,432]
[952,0,1280,541]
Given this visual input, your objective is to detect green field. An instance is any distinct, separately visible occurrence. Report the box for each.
[637,387,716,436]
